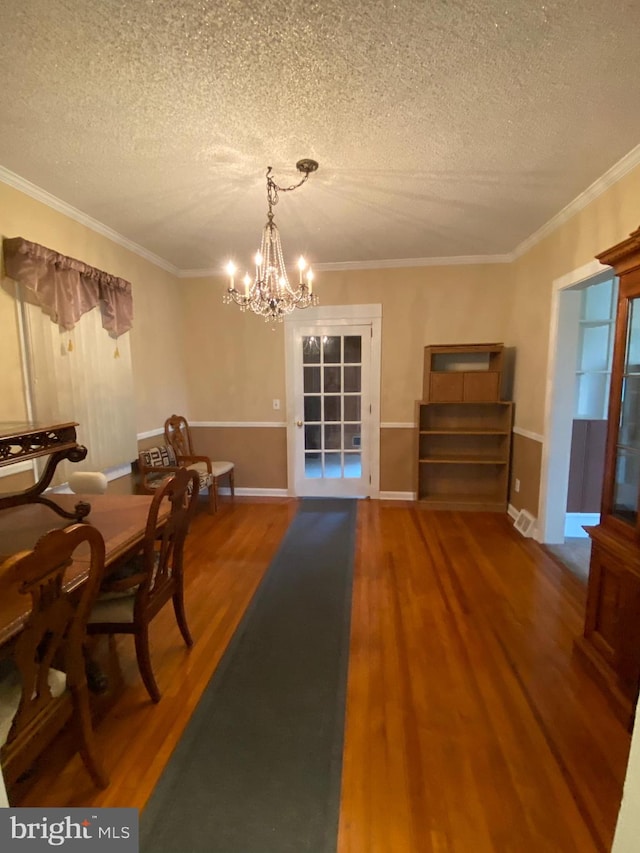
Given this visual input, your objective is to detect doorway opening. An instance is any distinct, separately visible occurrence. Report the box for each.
[539,261,617,577]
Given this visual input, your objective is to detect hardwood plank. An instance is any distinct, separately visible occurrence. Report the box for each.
[11,498,630,853]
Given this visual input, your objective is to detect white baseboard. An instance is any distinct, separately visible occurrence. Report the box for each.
[218,487,289,498]
[564,512,599,538]
[379,491,416,500]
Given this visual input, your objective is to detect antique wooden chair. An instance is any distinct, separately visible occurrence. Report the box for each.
[0,523,109,797]
[137,441,219,516]
[164,414,234,513]
[87,468,199,703]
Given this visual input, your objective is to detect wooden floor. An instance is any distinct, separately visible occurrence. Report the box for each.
[15,498,630,852]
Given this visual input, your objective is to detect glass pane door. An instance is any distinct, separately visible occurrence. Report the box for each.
[612,297,640,524]
[294,326,370,497]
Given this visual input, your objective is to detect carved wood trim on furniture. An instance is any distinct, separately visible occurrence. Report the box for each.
[164,414,235,513]
[87,469,199,703]
[0,523,109,798]
[0,494,167,649]
[0,422,90,521]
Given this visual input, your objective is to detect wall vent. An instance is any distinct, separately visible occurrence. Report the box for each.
[514,509,536,538]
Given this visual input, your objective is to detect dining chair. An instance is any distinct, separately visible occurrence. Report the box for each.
[0,523,109,797]
[87,467,199,703]
[164,413,235,513]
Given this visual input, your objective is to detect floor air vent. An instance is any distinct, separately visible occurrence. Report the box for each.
[514,509,536,538]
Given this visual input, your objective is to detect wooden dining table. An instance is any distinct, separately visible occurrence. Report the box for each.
[0,493,168,647]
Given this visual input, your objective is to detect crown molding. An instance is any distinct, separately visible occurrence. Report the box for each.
[313,255,513,271]
[0,166,179,275]
[512,143,640,260]
[178,253,512,278]
[4,141,640,276]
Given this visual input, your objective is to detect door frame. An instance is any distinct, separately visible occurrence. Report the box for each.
[538,260,612,542]
[284,303,382,498]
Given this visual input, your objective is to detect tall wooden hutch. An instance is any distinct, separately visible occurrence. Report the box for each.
[576,226,640,726]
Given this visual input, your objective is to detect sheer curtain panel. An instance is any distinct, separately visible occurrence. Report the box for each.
[21,295,137,484]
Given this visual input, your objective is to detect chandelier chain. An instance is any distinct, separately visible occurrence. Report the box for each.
[266,166,311,217]
[224,160,320,322]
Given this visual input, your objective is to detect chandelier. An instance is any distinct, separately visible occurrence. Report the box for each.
[224,159,319,321]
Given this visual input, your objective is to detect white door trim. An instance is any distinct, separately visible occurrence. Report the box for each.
[538,259,611,543]
[284,304,382,498]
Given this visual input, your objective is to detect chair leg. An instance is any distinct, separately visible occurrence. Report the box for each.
[173,588,194,647]
[134,625,161,703]
[229,468,235,499]
[209,479,218,514]
[74,689,109,788]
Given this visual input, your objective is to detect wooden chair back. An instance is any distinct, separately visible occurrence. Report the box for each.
[164,414,194,459]
[88,467,199,703]
[0,523,108,792]
[135,467,199,621]
[162,413,234,514]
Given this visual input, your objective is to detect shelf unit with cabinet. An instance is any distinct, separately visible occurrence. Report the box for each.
[416,343,513,511]
[423,342,505,403]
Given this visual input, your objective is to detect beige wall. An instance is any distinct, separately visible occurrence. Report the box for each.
[0,182,187,442]
[3,159,640,497]
[180,264,511,492]
[509,433,542,516]
[380,428,415,494]
[507,166,640,437]
[182,264,512,424]
[503,163,640,515]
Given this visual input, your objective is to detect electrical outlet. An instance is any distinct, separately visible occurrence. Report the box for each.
[515,478,521,493]
[272,399,280,410]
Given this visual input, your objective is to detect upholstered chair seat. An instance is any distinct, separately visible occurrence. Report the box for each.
[211,460,234,478]
[88,595,136,625]
[137,444,217,513]
[0,664,66,748]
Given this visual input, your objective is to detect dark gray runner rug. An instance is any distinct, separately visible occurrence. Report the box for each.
[140,497,358,853]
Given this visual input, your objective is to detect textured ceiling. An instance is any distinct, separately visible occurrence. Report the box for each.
[0,0,639,272]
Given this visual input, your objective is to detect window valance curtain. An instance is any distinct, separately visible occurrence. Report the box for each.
[2,236,133,338]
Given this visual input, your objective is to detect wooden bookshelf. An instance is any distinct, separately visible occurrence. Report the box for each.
[416,344,513,511]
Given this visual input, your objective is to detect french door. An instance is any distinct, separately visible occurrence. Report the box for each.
[285,308,381,498]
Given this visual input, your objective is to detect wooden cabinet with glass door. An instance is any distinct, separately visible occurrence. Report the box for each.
[575,226,640,727]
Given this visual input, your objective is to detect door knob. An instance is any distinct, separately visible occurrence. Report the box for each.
[296,420,303,427]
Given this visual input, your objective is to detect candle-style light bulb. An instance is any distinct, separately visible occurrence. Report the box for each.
[243,273,251,297]
[254,252,263,267]
[226,261,236,289]
[306,268,314,294]
[297,256,307,284]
